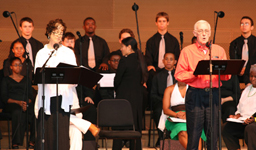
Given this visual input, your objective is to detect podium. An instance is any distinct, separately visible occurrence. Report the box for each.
[194,59,245,150]
[34,63,102,150]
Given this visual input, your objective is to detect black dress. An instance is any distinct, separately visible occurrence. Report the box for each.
[1,76,33,146]
[114,53,143,150]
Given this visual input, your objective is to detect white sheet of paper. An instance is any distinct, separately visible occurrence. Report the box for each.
[168,117,186,123]
[98,73,115,87]
[226,117,246,123]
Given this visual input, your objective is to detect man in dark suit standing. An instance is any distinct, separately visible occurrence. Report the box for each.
[74,17,110,71]
[150,52,177,146]
[229,16,256,85]
[17,17,44,68]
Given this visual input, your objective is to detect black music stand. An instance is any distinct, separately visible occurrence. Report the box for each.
[194,59,245,150]
[34,63,102,150]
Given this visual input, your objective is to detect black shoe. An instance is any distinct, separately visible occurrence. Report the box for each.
[28,145,35,149]
[155,138,160,147]
[12,145,19,149]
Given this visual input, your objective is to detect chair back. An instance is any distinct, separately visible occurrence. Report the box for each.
[97,99,134,128]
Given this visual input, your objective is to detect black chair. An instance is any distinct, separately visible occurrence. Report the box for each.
[97,99,141,150]
[0,111,12,149]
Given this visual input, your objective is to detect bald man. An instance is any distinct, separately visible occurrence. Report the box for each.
[175,20,230,150]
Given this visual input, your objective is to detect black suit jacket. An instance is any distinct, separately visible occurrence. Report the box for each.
[150,68,176,105]
[145,32,180,71]
[74,34,110,70]
[229,35,256,84]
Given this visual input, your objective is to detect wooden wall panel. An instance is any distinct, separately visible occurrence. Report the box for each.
[1,0,256,68]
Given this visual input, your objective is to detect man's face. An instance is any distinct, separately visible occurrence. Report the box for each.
[62,38,75,48]
[156,17,169,31]
[163,53,176,70]
[250,70,256,87]
[119,32,131,44]
[83,19,96,34]
[20,21,34,37]
[194,22,211,45]
[240,19,254,34]
[108,55,121,70]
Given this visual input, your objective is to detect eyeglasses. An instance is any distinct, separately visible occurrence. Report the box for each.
[110,59,120,63]
[241,22,250,26]
[12,64,22,67]
[52,31,63,36]
[196,29,210,35]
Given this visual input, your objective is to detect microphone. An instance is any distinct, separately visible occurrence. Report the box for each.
[214,11,225,18]
[206,40,212,49]
[53,43,59,51]
[179,31,183,44]
[132,3,139,11]
[3,11,14,18]
[0,39,2,42]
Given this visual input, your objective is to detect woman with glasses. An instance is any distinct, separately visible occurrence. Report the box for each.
[1,57,33,149]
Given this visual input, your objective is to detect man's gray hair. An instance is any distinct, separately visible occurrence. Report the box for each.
[194,20,211,31]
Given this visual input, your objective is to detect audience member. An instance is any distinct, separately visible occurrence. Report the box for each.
[62,32,76,51]
[114,37,148,150]
[162,81,206,149]
[150,52,176,146]
[222,64,256,150]
[1,57,33,149]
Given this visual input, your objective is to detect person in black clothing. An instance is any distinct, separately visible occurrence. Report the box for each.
[114,37,148,150]
[17,17,44,67]
[145,12,180,73]
[150,52,177,146]
[221,75,241,123]
[1,57,33,149]
[229,16,256,84]
[74,17,110,71]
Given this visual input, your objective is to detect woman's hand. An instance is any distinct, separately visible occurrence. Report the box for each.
[244,116,255,125]
[175,111,186,119]
[84,97,94,104]
[18,101,27,111]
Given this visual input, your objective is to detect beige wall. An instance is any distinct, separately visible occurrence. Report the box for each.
[1,0,256,68]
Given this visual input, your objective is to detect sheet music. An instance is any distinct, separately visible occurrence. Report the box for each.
[168,117,186,123]
[226,117,247,123]
[98,73,115,87]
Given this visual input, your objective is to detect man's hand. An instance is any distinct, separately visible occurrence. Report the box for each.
[99,63,108,71]
[239,67,245,76]
[147,65,156,72]
[84,97,94,104]
[18,101,27,111]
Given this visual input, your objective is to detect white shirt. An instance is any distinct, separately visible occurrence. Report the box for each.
[34,44,78,117]
[235,84,256,118]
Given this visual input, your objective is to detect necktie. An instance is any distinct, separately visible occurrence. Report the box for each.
[242,39,248,67]
[26,39,33,66]
[167,71,173,87]
[88,37,96,68]
[158,35,165,68]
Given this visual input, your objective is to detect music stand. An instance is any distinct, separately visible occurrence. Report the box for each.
[194,59,245,150]
[34,63,102,150]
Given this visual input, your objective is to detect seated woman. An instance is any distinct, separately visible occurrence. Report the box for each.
[162,81,206,149]
[1,57,33,149]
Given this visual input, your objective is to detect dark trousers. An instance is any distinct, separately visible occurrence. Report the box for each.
[4,103,26,146]
[244,122,256,150]
[221,101,237,123]
[222,122,245,149]
[35,96,70,150]
[152,101,163,140]
[186,87,219,150]
[82,103,97,141]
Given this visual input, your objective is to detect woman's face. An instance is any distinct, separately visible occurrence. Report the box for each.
[120,44,132,57]
[49,24,64,44]
[10,59,22,74]
[12,42,25,58]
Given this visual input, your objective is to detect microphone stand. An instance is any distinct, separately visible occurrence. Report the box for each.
[207,41,214,150]
[132,3,142,51]
[79,34,84,107]
[4,12,30,150]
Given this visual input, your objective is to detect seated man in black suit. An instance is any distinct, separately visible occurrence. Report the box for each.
[150,52,177,146]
